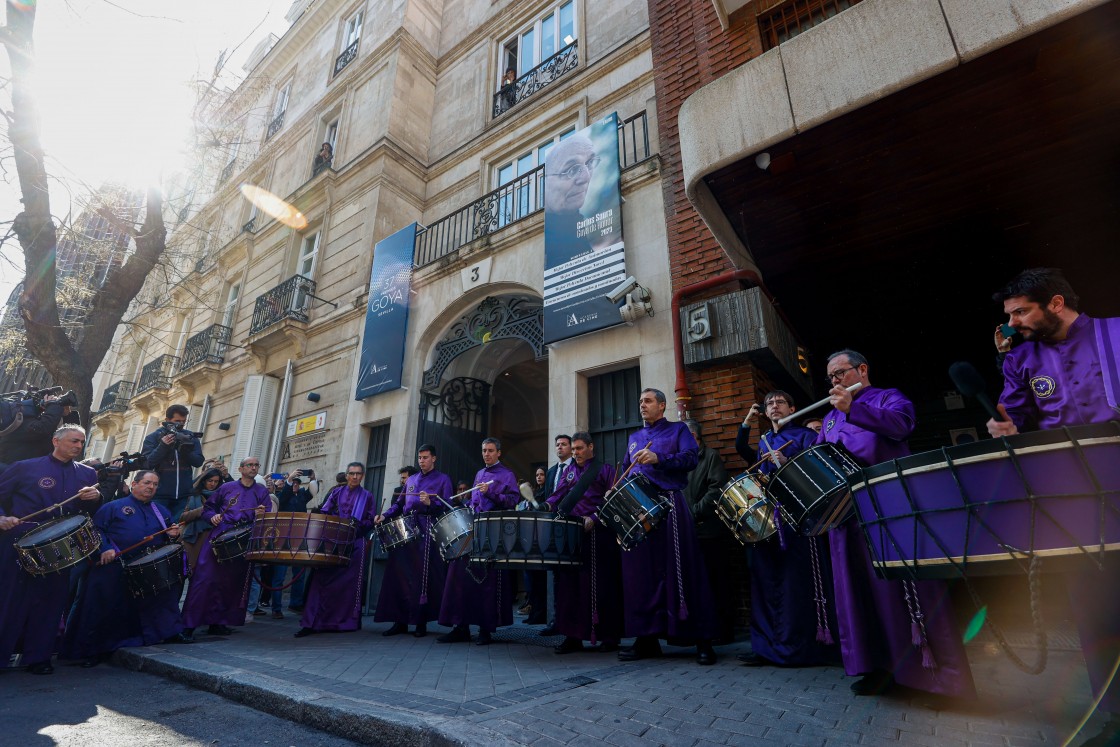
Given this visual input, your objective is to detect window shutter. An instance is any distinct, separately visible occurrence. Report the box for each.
[232,375,280,468]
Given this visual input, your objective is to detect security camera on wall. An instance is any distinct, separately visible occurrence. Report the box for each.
[605,275,651,305]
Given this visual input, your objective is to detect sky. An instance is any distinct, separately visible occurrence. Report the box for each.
[0,0,291,309]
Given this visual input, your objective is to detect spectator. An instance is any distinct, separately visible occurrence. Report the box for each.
[180,468,223,572]
[141,404,204,521]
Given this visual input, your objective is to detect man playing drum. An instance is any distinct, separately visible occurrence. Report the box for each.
[818,351,975,697]
[181,457,271,638]
[735,391,838,668]
[437,437,519,645]
[61,470,190,667]
[547,432,623,654]
[987,268,1120,747]
[0,426,101,674]
[616,388,718,665]
[374,444,451,638]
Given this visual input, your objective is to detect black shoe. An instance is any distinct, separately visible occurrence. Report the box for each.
[618,637,662,662]
[164,632,195,644]
[850,671,894,696]
[696,642,717,666]
[294,627,316,638]
[81,656,104,669]
[1080,715,1120,747]
[251,607,266,616]
[597,641,620,653]
[475,631,493,646]
[382,623,408,637]
[737,652,765,666]
[437,626,470,644]
[207,625,234,636]
[26,661,54,675]
[271,610,284,620]
[554,637,584,655]
[538,624,559,636]
[413,624,427,638]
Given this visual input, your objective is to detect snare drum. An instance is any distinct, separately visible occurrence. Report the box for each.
[471,511,583,569]
[600,473,672,550]
[768,443,863,536]
[14,515,100,576]
[374,514,421,551]
[430,508,474,561]
[246,512,356,568]
[123,543,187,598]
[210,523,253,563]
[715,473,776,545]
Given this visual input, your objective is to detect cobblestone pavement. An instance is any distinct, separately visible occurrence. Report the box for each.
[107,610,1112,746]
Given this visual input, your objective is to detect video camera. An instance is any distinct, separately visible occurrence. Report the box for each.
[162,420,199,446]
[96,451,146,481]
[0,384,80,413]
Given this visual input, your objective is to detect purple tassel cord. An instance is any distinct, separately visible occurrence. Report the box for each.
[903,580,938,671]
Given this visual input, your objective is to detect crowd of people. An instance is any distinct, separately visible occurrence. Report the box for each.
[0,268,1116,745]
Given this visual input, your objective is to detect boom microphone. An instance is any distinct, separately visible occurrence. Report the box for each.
[948,361,1006,422]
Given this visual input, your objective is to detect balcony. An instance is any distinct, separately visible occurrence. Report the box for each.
[333,39,358,77]
[135,354,180,395]
[250,275,315,337]
[96,380,134,415]
[415,111,654,268]
[218,159,236,185]
[493,42,579,118]
[179,324,231,373]
[243,216,257,234]
[266,110,285,141]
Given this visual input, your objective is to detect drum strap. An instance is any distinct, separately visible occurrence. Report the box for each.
[0,411,23,437]
[670,503,688,621]
[555,460,602,516]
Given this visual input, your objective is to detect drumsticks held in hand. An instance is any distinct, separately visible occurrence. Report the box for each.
[431,480,495,510]
[775,382,863,426]
[115,525,179,557]
[17,492,86,522]
[608,440,654,493]
[745,440,792,472]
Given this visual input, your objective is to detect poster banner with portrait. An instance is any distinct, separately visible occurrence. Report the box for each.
[355,223,417,399]
[542,113,626,344]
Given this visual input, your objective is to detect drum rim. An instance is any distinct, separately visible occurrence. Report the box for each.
[125,543,182,565]
[15,514,92,546]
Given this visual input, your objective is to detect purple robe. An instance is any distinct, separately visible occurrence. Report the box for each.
[61,496,183,658]
[999,314,1120,712]
[737,423,838,665]
[546,459,623,643]
[300,484,376,631]
[181,479,271,629]
[818,386,975,696]
[619,418,717,640]
[374,469,451,625]
[438,462,518,632]
[0,455,98,666]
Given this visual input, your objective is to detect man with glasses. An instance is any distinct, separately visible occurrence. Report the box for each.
[817,351,975,698]
[543,134,600,264]
[733,391,836,668]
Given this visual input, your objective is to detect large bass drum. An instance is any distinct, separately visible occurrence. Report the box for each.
[470,511,583,569]
[14,515,100,576]
[246,512,356,568]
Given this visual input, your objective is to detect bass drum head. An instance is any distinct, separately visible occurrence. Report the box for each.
[16,515,90,547]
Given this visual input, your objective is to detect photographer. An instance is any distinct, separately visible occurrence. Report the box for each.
[0,387,80,471]
[141,404,204,521]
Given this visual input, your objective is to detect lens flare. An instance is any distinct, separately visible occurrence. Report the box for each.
[239,184,307,230]
[963,605,987,644]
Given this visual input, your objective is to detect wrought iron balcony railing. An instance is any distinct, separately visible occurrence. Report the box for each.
[250,275,316,336]
[334,39,359,77]
[135,355,179,395]
[266,110,285,141]
[493,42,579,118]
[97,380,134,414]
[178,324,231,373]
[414,110,654,268]
[218,159,236,185]
[243,216,257,233]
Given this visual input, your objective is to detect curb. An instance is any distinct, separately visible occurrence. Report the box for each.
[113,648,519,747]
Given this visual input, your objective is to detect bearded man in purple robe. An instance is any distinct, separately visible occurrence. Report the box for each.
[986,268,1120,747]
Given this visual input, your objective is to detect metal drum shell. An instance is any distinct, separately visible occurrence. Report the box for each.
[470,511,583,569]
[14,515,100,576]
[716,473,776,545]
[210,523,254,563]
[122,543,188,598]
[374,513,422,551]
[429,508,474,561]
[245,512,356,568]
[600,473,672,551]
[767,443,863,536]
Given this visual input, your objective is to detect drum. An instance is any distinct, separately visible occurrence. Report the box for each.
[374,514,421,551]
[767,443,863,536]
[715,473,776,545]
[210,523,253,563]
[14,515,100,576]
[600,473,672,551]
[851,421,1120,580]
[470,511,583,569]
[245,512,356,568]
[430,508,474,562]
[123,543,187,598]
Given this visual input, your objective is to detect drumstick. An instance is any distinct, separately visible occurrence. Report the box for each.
[17,492,85,522]
[745,440,792,472]
[775,382,863,426]
[429,480,495,510]
[116,525,178,557]
[608,440,653,493]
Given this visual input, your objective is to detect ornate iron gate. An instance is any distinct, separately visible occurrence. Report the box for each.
[416,377,491,488]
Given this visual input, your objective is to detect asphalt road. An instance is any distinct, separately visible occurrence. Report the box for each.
[0,662,364,747]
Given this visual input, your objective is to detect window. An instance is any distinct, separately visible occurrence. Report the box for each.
[296,231,320,279]
[757,0,864,51]
[274,82,291,118]
[587,366,642,470]
[313,120,339,176]
[221,282,240,330]
[500,1,576,83]
[343,10,363,51]
[493,128,575,227]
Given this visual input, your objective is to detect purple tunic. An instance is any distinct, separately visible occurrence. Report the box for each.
[546,459,623,643]
[618,418,717,640]
[301,484,376,631]
[374,469,451,625]
[818,386,975,696]
[999,314,1120,712]
[0,455,98,665]
[438,462,518,632]
[181,479,271,629]
[61,496,183,658]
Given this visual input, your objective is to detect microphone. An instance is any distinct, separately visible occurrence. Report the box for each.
[948,361,1006,422]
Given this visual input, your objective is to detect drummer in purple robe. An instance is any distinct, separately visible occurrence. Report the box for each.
[735,391,838,668]
[987,268,1120,747]
[294,462,377,637]
[0,426,101,674]
[547,431,623,654]
[61,470,190,666]
[437,437,519,645]
[818,350,975,697]
[181,456,271,637]
[374,445,451,638]
[617,388,718,665]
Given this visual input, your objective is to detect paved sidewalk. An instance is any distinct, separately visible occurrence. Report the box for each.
[111,612,1111,746]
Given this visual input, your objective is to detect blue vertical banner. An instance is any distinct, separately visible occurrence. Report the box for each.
[355,223,417,399]
[542,113,626,344]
